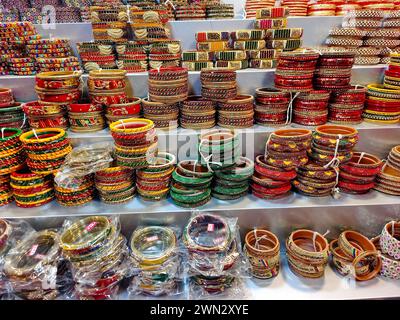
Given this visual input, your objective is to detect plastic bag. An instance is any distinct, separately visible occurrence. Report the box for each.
[54,142,114,190]
[127,226,186,298]
[59,215,130,300]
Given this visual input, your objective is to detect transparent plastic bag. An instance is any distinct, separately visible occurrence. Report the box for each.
[127,226,186,298]
[54,142,114,190]
[59,215,130,300]
[183,212,249,299]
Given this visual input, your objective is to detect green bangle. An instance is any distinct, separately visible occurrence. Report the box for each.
[214,178,249,188]
[212,190,248,200]
[172,169,213,186]
[214,157,254,181]
[170,181,212,194]
[172,195,211,208]
[177,160,213,178]
[212,183,249,196]
[0,128,22,142]
[170,188,211,204]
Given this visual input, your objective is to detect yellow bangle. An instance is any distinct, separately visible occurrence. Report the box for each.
[365,110,400,116]
[13,187,53,198]
[367,84,400,94]
[115,142,158,155]
[20,128,65,144]
[367,96,399,102]
[110,118,154,133]
[138,187,169,196]
[364,118,400,124]
[28,145,72,160]
[383,83,400,90]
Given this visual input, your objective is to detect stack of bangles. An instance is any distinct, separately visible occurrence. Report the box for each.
[338,152,382,194]
[88,70,128,107]
[54,174,95,206]
[384,53,400,90]
[293,161,338,197]
[217,95,254,129]
[8,57,36,76]
[281,0,308,16]
[129,226,180,296]
[183,214,239,294]
[330,230,382,281]
[35,71,82,107]
[371,221,400,280]
[175,4,206,20]
[136,152,176,201]
[0,128,25,176]
[22,101,69,129]
[3,229,61,300]
[116,42,148,73]
[244,229,280,279]
[314,48,354,91]
[309,124,359,166]
[251,155,295,199]
[247,49,278,69]
[20,128,72,175]
[141,98,179,130]
[286,229,329,278]
[265,128,311,171]
[148,67,188,104]
[199,129,240,170]
[95,166,136,204]
[0,88,28,130]
[59,216,129,300]
[293,90,330,126]
[67,103,106,133]
[180,96,216,129]
[200,68,237,102]
[374,162,400,196]
[0,219,12,255]
[212,156,254,200]
[0,174,13,207]
[328,85,367,124]
[206,4,234,19]
[35,56,81,74]
[363,84,400,124]
[170,160,213,208]
[105,97,142,125]
[387,145,400,171]
[274,49,320,92]
[326,28,366,48]
[307,3,336,16]
[77,42,117,72]
[10,170,54,207]
[254,87,290,126]
[354,47,381,65]
[245,0,276,19]
[110,118,158,169]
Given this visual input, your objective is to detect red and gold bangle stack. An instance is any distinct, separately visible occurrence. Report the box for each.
[244,229,280,279]
[293,90,330,126]
[374,162,400,196]
[136,152,175,201]
[286,229,329,278]
[314,48,355,91]
[22,101,69,130]
[10,170,54,208]
[35,71,82,115]
[175,4,206,20]
[244,0,275,18]
[0,88,29,131]
[95,166,136,204]
[77,42,117,72]
[330,230,381,281]
[0,128,25,176]
[148,40,182,70]
[0,174,13,207]
[338,152,382,194]
[265,128,311,170]
[54,174,95,206]
[68,103,106,133]
[116,41,148,73]
[90,7,128,43]
[88,69,128,107]
[20,128,72,175]
[307,3,336,16]
[8,57,36,76]
[363,84,400,124]
[254,87,290,126]
[200,68,237,102]
[275,49,320,92]
[329,85,367,124]
[142,98,179,130]
[217,95,254,129]
[106,97,142,125]
[148,67,188,104]
[384,53,400,90]
[387,145,400,171]
[309,124,358,166]
[180,96,216,129]
[110,118,158,169]
[281,0,308,16]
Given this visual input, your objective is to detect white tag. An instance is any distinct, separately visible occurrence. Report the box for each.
[207,224,214,232]
[85,221,98,231]
[28,244,38,256]
[42,265,57,290]
[146,235,158,242]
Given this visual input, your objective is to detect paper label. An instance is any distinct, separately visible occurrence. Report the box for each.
[28,244,38,256]
[85,221,98,232]
[146,235,158,242]
[42,265,57,290]
[207,224,214,232]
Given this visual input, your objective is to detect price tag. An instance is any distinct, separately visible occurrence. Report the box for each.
[28,244,38,256]
[146,235,158,242]
[85,221,98,232]
[207,224,214,232]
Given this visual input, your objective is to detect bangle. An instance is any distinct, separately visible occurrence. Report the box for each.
[254,18,287,29]
[196,41,230,51]
[371,236,400,280]
[233,40,266,50]
[182,51,214,62]
[380,221,400,260]
[196,31,230,42]
[256,7,290,18]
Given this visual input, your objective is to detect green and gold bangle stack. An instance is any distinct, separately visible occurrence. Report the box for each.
[0,174,13,207]
[54,174,95,206]
[0,128,25,178]
[212,156,254,200]
[180,96,216,129]
[170,160,213,208]
[95,166,136,204]
[198,128,241,170]
[129,226,180,296]
[136,152,176,201]
[181,50,214,71]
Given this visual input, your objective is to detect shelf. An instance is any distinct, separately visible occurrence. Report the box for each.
[2,190,400,219]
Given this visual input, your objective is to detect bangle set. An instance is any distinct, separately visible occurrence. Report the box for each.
[387,145,400,171]
[244,229,280,279]
[375,161,400,196]
[136,152,175,201]
[106,97,142,125]
[217,94,254,129]
[3,229,61,300]
[142,98,179,130]
[281,0,308,16]
[293,90,330,126]
[60,216,129,299]
[255,87,290,126]
[20,128,72,175]
[68,103,106,133]
[201,68,237,102]
[77,42,117,72]
[330,230,381,281]
[286,229,329,278]
[328,86,366,124]
[129,226,180,296]
[0,128,25,177]
[54,174,95,206]
[22,101,69,130]
[180,96,216,129]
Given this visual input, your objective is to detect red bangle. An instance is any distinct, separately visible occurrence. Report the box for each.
[338,180,375,192]
[251,182,292,195]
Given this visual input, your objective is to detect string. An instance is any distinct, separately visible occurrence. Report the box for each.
[253,229,269,250]
[1,128,5,139]
[323,134,343,169]
[20,113,26,129]
[164,0,176,11]
[285,91,300,125]
[198,138,222,172]
[357,152,365,164]
[312,232,317,252]
[126,4,131,23]
[392,221,395,237]
[119,119,126,129]
[264,133,273,159]
[32,128,39,140]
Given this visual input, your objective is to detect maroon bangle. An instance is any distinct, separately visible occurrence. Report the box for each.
[251,181,292,195]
